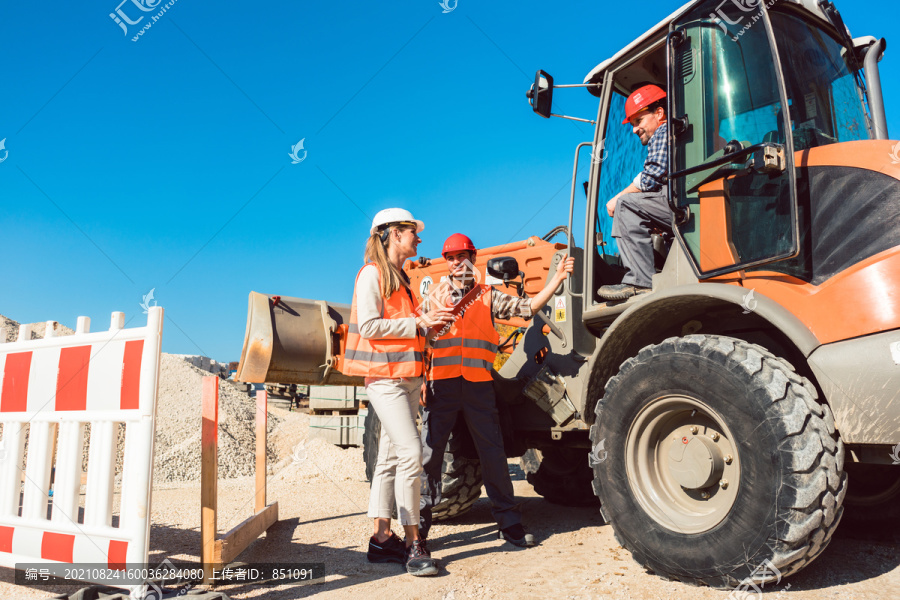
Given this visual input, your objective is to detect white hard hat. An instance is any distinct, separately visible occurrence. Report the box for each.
[370,208,425,235]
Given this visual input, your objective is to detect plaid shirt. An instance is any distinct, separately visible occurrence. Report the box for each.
[490,288,533,320]
[421,281,532,321]
[633,121,668,192]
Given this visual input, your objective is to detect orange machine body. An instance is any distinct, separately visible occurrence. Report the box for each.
[695,140,900,346]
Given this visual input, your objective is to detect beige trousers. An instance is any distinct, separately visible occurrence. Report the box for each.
[365,376,423,526]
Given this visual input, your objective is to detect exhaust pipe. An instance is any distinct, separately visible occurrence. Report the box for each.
[235,291,364,387]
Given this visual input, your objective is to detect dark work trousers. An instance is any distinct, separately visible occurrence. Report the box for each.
[611,189,672,288]
[419,377,521,538]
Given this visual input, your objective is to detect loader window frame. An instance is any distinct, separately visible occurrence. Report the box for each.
[594,91,649,261]
[667,0,800,279]
[768,9,871,147]
[584,39,670,307]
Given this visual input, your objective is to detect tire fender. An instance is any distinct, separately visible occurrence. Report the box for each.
[582,283,820,423]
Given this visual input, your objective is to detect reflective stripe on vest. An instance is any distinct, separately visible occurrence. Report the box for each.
[431,356,495,370]
[344,349,423,364]
[342,264,424,378]
[428,285,499,383]
[432,338,498,353]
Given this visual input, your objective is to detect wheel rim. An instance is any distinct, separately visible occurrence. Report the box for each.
[625,394,741,534]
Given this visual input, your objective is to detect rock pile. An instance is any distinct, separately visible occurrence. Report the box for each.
[0,314,74,342]
[152,353,287,483]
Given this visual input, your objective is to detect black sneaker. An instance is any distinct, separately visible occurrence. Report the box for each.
[499,524,536,547]
[405,539,438,576]
[598,283,651,301]
[367,532,406,564]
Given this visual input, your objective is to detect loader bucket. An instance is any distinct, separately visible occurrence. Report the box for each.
[235,291,364,386]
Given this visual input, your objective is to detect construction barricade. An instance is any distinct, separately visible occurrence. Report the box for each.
[0,308,163,596]
[200,376,278,583]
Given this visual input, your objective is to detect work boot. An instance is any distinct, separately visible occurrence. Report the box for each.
[598,283,651,301]
[499,523,536,547]
[405,539,438,576]
[366,532,406,564]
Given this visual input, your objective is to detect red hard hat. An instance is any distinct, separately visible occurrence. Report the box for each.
[622,84,667,124]
[442,233,476,257]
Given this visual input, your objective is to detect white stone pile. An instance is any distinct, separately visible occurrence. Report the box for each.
[153,353,283,483]
[0,314,74,342]
[169,353,230,378]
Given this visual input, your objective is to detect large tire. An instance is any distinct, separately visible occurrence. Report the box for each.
[521,448,599,506]
[590,335,846,588]
[363,408,483,521]
[362,408,381,482]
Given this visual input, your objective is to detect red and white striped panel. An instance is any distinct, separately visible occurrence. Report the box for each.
[0,523,129,570]
[0,339,144,414]
[0,308,163,588]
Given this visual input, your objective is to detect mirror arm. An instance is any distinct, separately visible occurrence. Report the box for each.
[500,272,527,298]
[549,114,597,124]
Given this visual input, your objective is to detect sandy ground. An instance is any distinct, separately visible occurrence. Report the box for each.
[2,409,898,600]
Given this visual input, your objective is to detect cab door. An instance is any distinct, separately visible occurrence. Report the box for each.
[667,0,799,277]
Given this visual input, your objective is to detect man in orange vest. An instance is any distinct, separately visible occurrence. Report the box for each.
[419,233,574,547]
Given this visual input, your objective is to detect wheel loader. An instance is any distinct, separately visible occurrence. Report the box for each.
[235,0,900,587]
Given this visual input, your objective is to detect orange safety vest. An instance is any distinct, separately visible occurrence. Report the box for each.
[428,285,499,382]
[343,264,424,378]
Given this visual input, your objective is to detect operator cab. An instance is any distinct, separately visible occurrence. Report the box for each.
[571,0,884,312]
[586,40,670,299]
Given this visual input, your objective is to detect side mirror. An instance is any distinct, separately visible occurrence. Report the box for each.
[487,257,526,297]
[487,257,519,280]
[526,70,553,118]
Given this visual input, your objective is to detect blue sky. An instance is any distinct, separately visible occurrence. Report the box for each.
[1,1,897,361]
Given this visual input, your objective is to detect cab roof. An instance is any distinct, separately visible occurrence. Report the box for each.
[582,0,843,97]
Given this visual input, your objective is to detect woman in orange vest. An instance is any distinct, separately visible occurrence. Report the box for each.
[419,233,574,547]
[343,208,454,577]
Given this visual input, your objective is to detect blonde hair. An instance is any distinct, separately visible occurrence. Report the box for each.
[364,224,411,299]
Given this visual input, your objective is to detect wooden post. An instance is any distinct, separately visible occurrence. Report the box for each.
[200,377,218,584]
[199,380,278,582]
[255,390,267,512]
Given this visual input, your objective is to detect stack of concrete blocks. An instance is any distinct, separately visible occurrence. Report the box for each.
[308,386,367,447]
[172,354,229,377]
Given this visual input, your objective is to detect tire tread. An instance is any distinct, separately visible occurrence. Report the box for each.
[363,409,483,521]
[592,335,846,587]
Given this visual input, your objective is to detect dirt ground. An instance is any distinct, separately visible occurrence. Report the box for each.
[2,408,898,600]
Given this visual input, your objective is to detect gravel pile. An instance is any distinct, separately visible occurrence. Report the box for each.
[0,314,75,342]
[153,353,291,483]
